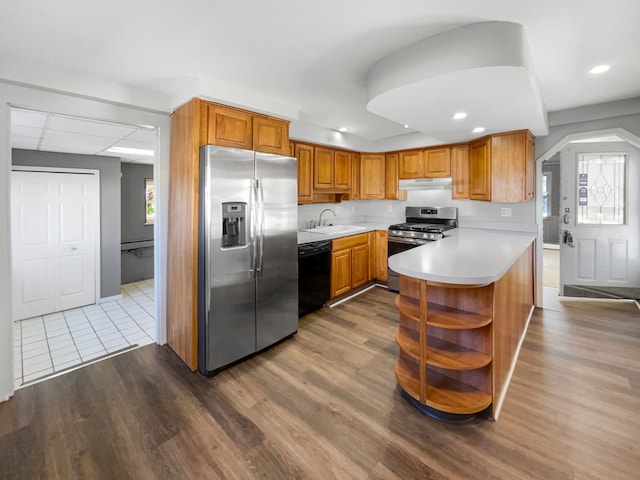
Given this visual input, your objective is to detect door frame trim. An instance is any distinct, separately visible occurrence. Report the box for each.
[11,166,102,308]
[534,127,640,307]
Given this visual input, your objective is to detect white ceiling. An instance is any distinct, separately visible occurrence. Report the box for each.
[1,0,640,148]
[11,108,157,163]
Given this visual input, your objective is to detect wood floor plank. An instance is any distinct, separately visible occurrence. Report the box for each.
[1,287,639,479]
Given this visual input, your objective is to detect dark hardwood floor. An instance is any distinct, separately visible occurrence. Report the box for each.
[1,287,639,479]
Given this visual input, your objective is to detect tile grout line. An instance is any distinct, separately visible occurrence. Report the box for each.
[122,285,154,343]
[60,310,85,371]
[16,281,156,387]
[44,314,75,373]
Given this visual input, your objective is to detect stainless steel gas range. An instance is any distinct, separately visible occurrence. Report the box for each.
[387,206,458,292]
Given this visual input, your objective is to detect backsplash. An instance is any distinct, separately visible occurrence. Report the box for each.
[298,190,537,233]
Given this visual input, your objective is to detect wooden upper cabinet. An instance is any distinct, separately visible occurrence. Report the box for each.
[314,147,335,189]
[203,102,289,154]
[295,143,314,204]
[206,104,253,150]
[469,137,491,201]
[451,144,470,199]
[334,150,352,190]
[490,130,534,202]
[253,116,289,155]
[398,150,423,179]
[424,147,451,177]
[385,153,406,200]
[525,133,536,200]
[360,154,385,200]
[349,153,361,200]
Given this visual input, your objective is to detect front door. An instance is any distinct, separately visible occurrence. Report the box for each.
[11,170,99,320]
[559,142,640,297]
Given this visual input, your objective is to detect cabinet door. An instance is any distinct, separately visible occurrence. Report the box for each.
[491,131,529,202]
[424,147,451,177]
[295,143,314,204]
[253,116,289,155]
[398,150,423,179]
[206,104,253,150]
[451,144,470,199]
[331,249,352,298]
[351,244,369,289]
[385,153,406,200]
[334,150,352,190]
[368,231,376,282]
[314,147,335,189]
[349,153,361,200]
[375,230,388,283]
[469,138,491,201]
[525,133,535,200]
[360,154,385,199]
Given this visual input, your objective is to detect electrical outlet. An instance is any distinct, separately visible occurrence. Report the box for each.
[386,205,393,213]
[501,208,512,217]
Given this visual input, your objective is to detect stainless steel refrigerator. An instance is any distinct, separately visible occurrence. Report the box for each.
[198,145,298,375]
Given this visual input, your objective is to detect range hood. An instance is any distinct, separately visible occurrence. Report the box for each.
[398,177,452,190]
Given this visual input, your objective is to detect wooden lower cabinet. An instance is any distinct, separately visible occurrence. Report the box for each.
[374,230,388,283]
[330,233,370,299]
[393,244,534,419]
[351,244,369,289]
[331,249,352,298]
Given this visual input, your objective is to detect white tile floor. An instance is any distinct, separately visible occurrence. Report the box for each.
[13,279,155,388]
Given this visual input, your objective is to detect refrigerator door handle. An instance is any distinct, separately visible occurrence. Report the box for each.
[249,179,259,278]
[256,178,265,278]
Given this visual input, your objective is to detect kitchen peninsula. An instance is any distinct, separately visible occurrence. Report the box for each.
[388,228,536,421]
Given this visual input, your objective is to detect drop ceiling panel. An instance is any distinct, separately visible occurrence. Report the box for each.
[11,125,42,140]
[11,109,49,129]
[40,130,117,150]
[35,143,105,156]
[47,115,137,139]
[12,136,39,149]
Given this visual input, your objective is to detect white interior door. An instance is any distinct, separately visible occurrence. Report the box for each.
[559,142,640,296]
[11,170,99,320]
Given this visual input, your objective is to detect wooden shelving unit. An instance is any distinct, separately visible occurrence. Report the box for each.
[394,276,494,419]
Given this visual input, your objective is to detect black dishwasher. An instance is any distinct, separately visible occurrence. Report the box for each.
[298,240,332,317]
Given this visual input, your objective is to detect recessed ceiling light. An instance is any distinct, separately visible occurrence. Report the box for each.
[404,124,409,129]
[589,65,610,74]
[472,127,485,133]
[338,127,348,132]
[106,146,155,157]
[452,112,467,120]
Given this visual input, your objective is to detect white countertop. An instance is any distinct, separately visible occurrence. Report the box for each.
[297,222,390,245]
[388,228,536,285]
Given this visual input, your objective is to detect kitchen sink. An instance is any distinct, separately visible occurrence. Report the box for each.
[302,225,367,235]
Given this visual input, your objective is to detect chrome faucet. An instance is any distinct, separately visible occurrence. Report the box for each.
[318,208,336,226]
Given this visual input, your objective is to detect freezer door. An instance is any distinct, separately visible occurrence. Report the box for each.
[255,152,299,350]
[200,146,256,373]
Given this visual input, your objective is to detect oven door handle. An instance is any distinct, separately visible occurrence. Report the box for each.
[388,236,430,246]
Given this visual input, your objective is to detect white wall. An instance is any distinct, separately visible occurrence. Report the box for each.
[0,83,171,402]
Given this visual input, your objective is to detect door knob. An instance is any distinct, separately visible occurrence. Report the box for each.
[563,230,574,248]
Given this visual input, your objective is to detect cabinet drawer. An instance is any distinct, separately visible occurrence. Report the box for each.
[332,232,368,251]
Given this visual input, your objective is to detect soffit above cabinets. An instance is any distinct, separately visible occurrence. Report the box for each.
[10,108,157,164]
